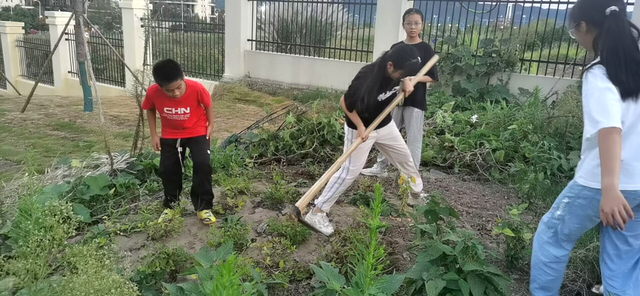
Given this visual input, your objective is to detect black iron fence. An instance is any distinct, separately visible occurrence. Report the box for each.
[66,30,126,88]
[16,33,54,86]
[249,0,377,63]
[0,39,5,90]
[142,16,225,81]
[413,0,635,79]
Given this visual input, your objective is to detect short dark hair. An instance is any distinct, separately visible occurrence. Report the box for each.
[403,8,424,23]
[152,59,185,87]
[571,0,640,101]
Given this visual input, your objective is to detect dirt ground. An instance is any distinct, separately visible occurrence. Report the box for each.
[111,166,529,295]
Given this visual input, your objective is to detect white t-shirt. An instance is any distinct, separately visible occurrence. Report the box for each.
[574,60,640,190]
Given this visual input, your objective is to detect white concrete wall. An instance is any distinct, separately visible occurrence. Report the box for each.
[245,51,366,90]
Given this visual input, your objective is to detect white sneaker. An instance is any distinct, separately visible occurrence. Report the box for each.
[304,209,335,236]
[408,192,429,206]
[361,163,388,177]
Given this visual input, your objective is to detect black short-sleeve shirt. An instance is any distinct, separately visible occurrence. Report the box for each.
[343,64,399,130]
[390,41,439,111]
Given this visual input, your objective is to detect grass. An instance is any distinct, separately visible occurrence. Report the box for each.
[0,84,293,183]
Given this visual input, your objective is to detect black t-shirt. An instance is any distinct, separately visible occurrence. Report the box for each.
[343,63,399,130]
[390,41,439,111]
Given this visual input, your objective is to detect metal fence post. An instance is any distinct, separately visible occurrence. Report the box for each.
[0,22,24,96]
[45,11,75,95]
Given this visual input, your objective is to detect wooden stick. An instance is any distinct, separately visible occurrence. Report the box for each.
[82,15,145,87]
[0,69,22,96]
[294,55,440,211]
[20,11,75,113]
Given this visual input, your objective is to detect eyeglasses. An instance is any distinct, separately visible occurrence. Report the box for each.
[403,22,423,28]
[568,23,578,39]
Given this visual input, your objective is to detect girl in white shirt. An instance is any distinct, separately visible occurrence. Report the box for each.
[529,0,640,295]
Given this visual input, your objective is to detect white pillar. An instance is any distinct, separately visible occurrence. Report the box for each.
[373,0,413,60]
[121,0,148,91]
[0,21,24,95]
[223,0,251,80]
[45,11,75,94]
[632,5,640,27]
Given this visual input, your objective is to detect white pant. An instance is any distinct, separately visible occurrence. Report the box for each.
[314,122,423,213]
[377,106,424,170]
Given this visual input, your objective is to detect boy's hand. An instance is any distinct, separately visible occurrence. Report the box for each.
[206,121,214,140]
[151,136,161,151]
[206,126,214,140]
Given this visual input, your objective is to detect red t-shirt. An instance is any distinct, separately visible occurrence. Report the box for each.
[141,79,212,139]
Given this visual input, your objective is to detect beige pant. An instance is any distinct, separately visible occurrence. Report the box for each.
[314,122,423,213]
[377,106,424,170]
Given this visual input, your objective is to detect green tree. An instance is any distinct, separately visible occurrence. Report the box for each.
[0,6,47,32]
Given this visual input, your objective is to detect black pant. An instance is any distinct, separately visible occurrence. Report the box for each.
[159,135,214,211]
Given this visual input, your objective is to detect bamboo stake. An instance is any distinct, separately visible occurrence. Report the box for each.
[0,69,22,96]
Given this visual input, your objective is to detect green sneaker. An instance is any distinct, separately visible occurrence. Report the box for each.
[158,209,176,223]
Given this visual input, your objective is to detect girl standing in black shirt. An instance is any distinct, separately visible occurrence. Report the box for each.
[305,44,430,236]
[362,8,438,177]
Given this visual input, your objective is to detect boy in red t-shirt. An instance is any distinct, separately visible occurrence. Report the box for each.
[141,59,216,225]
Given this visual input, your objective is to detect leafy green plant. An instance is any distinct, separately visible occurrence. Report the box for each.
[404,195,511,296]
[311,184,404,295]
[163,244,268,296]
[57,243,139,296]
[1,197,78,292]
[267,217,312,247]
[492,203,534,270]
[260,172,298,211]
[212,174,252,215]
[132,245,193,296]
[208,215,251,253]
[143,205,185,241]
[240,112,344,164]
[254,237,310,283]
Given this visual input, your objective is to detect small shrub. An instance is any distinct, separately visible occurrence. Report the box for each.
[267,217,312,247]
[312,184,404,295]
[131,245,193,295]
[212,174,251,215]
[403,195,511,296]
[261,173,298,211]
[492,203,534,270]
[1,197,78,290]
[142,205,185,241]
[163,244,268,296]
[255,237,310,283]
[57,243,139,296]
[208,215,251,253]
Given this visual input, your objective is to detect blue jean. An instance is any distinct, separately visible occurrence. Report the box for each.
[530,180,640,296]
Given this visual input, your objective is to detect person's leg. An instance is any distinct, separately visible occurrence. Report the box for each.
[362,107,404,176]
[403,107,425,171]
[373,122,424,204]
[529,180,602,296]
[307,125,376,235]
[599,191,640,296]
[159,138,185,209]
[186,136,215,212]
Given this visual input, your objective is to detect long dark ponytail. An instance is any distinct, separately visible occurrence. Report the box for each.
[355,44,421,116]
[571,0,640,101]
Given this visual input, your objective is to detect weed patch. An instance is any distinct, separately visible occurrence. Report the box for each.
[267,217,312,247]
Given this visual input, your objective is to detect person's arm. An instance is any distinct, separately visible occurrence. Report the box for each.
[599,128,622,192]
[146,109,161,151]
[583,67,634,230]
[205,104,214,139]
[340,95,368,141]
